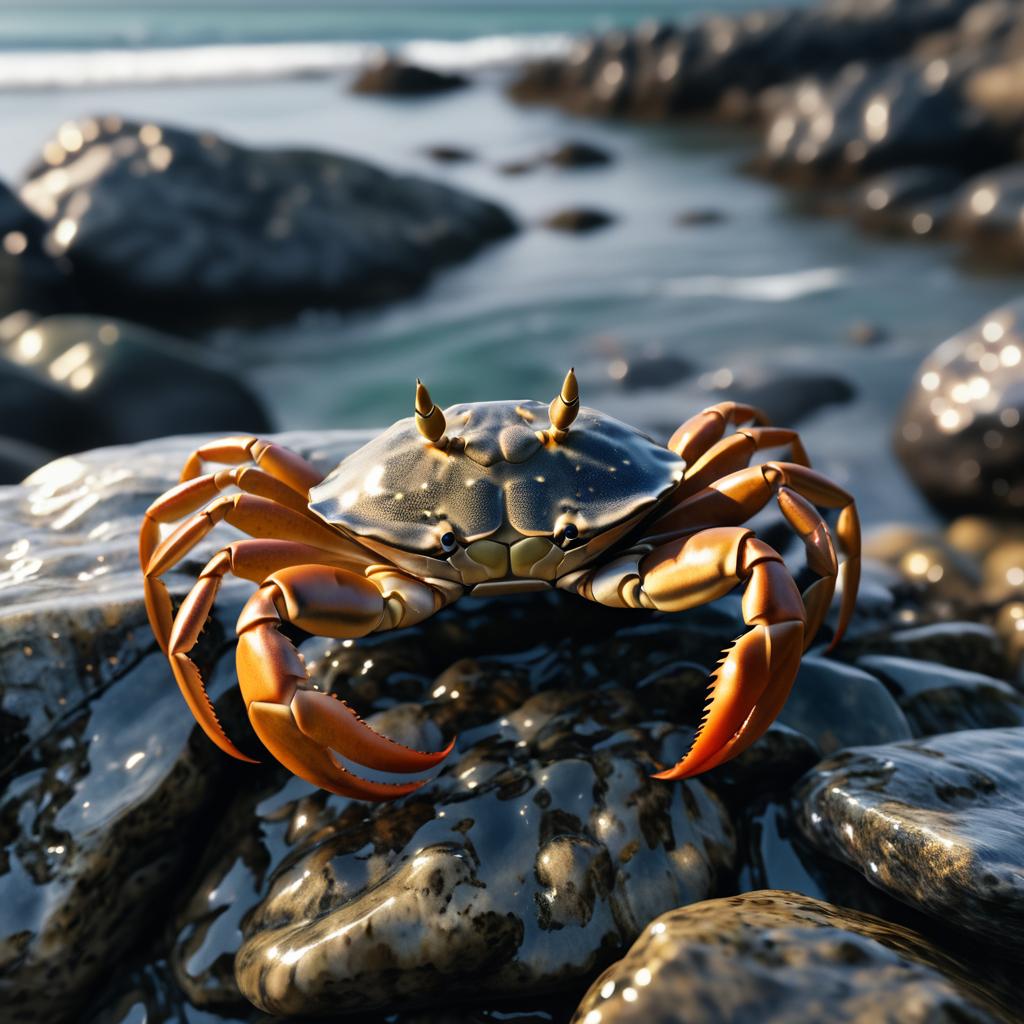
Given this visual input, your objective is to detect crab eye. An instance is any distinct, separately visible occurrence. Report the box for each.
[440,531,458,553]
[555,522,580,547]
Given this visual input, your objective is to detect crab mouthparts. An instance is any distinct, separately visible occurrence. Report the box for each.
[448,537,565,591]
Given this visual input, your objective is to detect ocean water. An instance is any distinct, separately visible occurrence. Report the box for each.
[1,1,1020,526]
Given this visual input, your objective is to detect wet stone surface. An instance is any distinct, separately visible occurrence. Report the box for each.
[234,686,736,1017]
[17,117,514,329]
[796,727,1024,945]
[571,890,1010,1024]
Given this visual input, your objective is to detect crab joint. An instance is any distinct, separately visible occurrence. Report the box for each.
[540,368,579,444]
[415,379,448,445]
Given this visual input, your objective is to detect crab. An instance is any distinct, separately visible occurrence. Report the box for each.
[139,371,859,800]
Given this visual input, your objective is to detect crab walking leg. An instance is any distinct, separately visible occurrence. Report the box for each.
[162,538,384,762]
[668,402,771,466]
[681,427,811,496]
[234,565,453,799]
[178,435,324,495]
[142,493,355,652]
[577,527,805,779]
[644,461,860,648]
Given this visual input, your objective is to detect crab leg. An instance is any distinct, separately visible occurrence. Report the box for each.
[163,539,379,763]
[178,435,324,494]
[141,492,353,652]
[577,527,805,779]
[681,426,810,495]
[668,401,770,465]
[234,565,453,799]
[645,461,860,649]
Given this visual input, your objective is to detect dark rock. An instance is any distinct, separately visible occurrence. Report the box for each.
[950,164,1024,264]
[797,727,1024,945]
[608,350,693,390]
[858,653,1024,734]
[759,59,1002,184]
[509,1,976,120]
[0,179,75,315]
[675,208,726,226]
[894,298,1024,517]
[423,145,475,163]
[497,160,536,176]
[854,166,963,235]
[846,319,889,345]
[546,141,613,167]
[235,687,735,1017]
[0,314,271,448]
[710,368,856,424]
[543,208,615,233]
[838,620,1011,678]
[18,117,514,329]
[572,890,1008,1024]
[352,57,469,96]
[774,656,913,755]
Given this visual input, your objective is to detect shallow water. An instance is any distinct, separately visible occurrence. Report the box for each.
[2,67,1022,526]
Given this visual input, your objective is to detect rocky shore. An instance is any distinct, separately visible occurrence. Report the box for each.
[511,0,1024,270]
[0,417,1021,1023]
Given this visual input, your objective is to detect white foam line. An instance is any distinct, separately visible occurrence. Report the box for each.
[0,33,574,90]
[658,266,849,302]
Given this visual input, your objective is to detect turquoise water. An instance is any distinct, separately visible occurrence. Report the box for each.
[0,3,1019,526]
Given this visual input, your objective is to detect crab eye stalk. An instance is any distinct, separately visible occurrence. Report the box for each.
[440,531,458,553]
[542,368,579,444]
[555,522,580,547]
[415,379,448,446]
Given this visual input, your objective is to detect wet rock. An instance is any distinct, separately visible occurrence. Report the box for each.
[423,145,475,163]
[18,117,514,329]
[510,1,974,120]
[675,208,726,226]
[607,350,693,391]
[0,315,271,446]
[846,319,889,345]
[740,801,912,920]
[352,57,469,96]
[797,727,1024,945]
[543,208,615,233]
[854,166,963,236]
[0,179,75,314]
[235,687,735,1017]
[950,164,1024,264]
[546,141,612,167]
[709,368,855,424]
[858,653,1024,734]
[759,60,1001,184]
[774,656,913,755]
[838,620,1011,678]
[572,890,1007,1024]
[894,298,1024,517]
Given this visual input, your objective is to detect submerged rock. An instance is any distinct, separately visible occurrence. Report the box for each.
[0,314,271,449]
[352,57,469,95]
[708,368,855,425]
[894,298,1024,518]
[547,141,613,167]
[797,727,1024,945]
[543,208,615,232]
[235,687,735,1016]
[857,653,1024,734]
[572,890,1008,1024]
[18,117,514,329]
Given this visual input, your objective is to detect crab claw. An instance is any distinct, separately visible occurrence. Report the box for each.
[654,620,804,780]
[248,696,451,802]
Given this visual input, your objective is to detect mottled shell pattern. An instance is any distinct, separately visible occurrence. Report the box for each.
[309,396,683,555]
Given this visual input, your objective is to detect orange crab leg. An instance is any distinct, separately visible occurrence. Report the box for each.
[635,528,806,779]
[668,401,770,465]
[179,435,324,494]
[681,426,811,495]
[141,492,352,652]
[235,565,453,799]
[645,461,860,649]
